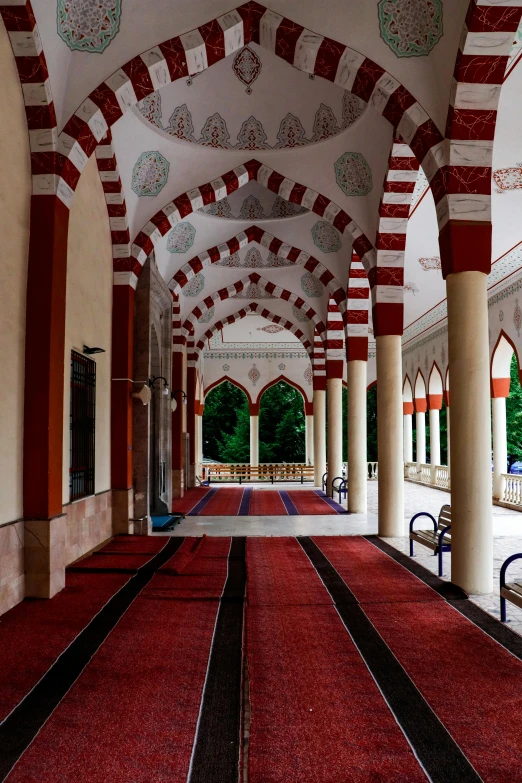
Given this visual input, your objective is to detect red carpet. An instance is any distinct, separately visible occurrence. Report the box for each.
[314,536,522,782]
[171,486,210,514]
[249,489,287,516]
[246,538,427,782]
[287,490,339,515]
[200,487,244,515]
[5,537,231,783]
[0,535,166,722]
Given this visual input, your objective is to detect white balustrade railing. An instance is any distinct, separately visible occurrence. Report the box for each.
[501,474,522,506]
[404,462,451,490]
[367,462,378,480]
[435,465,450,489]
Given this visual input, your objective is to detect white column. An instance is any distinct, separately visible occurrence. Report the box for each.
[429,407,440,484]
[376,335,404,536]
[327,377,343,496]
[415,410,426,467]
[446,405,451,472]
[492,396,507,500]
[198,414,203,464]
[403,412,413,463]
[347,359,367,512]
[447,271,492,594]
[305,414,314,466]
[313,389,326,487]
[250,415,259,467]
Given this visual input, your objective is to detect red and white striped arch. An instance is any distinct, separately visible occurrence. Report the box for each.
[346,252,370,362]
[326,298,344,363]
[172,297,184,352]
[181,272,326,337]
[312,329,326,390]
[169,224,346,309]
[130,158,370,279]
[371,141,419,337]
[194,303,312,356]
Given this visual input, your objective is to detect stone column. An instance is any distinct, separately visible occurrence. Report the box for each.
[428,393,442,483]
[171,347,185,498]
[415,399,427,468]
[250,410,259,467]
[447,270,492,594]
[376,335,404,536]
[326,361,343,496]
[313,387,326,487]
[492,395,508,499]
[347,359,367,512]
[305,402,314,466]
[403,402,414,463]
[186,363,197,488]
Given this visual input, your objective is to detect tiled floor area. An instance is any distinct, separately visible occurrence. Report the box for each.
[167,480,522,635]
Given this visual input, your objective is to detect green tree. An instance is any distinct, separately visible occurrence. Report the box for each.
[506,353,522,469]
[218,404,251,462]
[259,382,305,462]
[366,385,378,462]
[202,381,249,461]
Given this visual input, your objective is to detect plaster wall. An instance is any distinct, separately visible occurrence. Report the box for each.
[62,154,113,560]
[0,24,30,533]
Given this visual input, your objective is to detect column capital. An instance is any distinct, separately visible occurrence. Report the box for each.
[414,398,427,413]
[491,378,510,398]
[403,402,414,415]
[249,402,260,416]
[326,359,344,379]
[440,221,491,279]
[428,394,443,410]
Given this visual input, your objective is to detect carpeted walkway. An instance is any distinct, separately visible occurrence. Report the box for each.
[184,486,345,516]
[3,534,522,782]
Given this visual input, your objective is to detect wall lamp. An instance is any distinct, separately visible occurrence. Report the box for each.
[83,345,105,355]
[171,389,187,412]
[149,376,170,397]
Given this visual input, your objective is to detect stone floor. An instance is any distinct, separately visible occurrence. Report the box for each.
[164,480,522,635]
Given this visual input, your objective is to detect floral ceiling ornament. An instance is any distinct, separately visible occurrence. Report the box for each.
[404,281,420,295]
[441,344,446,366]
[378,0,443,58]
[493,166,522,193]
[258,325,284,334]
[197,306,215,323]
[515,299,522,337]
[292,304,309,323]
[204,199,233,219]
[301,272,324,298]
[279,363,286,371]
[311,221,342,253]
[131,151,169,197]
[216,251,241,267]
[266,252,293,268]
[239,196,266,220]
[334,152,373,197]
[57,0,121,53]
[304,366,313,385]
[275,113,307,148]
[418,256,441,271]
[342,92,365,129]
[222,364,230,372]
[311,104,340,142]
[232,46,262,93]
[167,222,196,254]
[166,104,197,142]
[268,196,308,219]
[499,310,504,322]
[248,363,261,386]
[236,116,270,150]
[244,248,264,267]
[199,113,233,149]
[183,273,205,297]
[137,93,162,128]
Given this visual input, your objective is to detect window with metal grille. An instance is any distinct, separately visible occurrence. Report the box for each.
[69,351,96,501]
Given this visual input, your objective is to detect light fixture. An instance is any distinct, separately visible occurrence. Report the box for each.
[132,384,151,405]
[83,345,105,355]
[171,389,187,412]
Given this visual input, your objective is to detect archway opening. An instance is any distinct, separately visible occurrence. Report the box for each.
[202,380,250,463]
[259,380,305,463]
[505,354,522,471]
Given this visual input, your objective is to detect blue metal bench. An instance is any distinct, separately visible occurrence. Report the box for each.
[500,553,522,622]
[331,476,347,505]
[409,504,452,577]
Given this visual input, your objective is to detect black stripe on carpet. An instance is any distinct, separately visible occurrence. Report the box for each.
[187,488,217,516]
[0,537,184,782]
[313,489,348,514]
[188,537,246,783]
[365,535,522,661]
[298,536,482,783]
[279,490,299,515]
[238,488,252,516]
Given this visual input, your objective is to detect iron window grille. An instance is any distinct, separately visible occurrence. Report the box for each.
[69,350,96,501]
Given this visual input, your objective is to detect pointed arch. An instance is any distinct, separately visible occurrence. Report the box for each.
[403,374,414,415]
[168,224,346,308]
[182,272,326,339]
[491,330,521,397]
[203,375,253,407]
[193,303,312,356]
[256,375,311,412]
[414,369,427,413]
[428,362,443,410]
[346,251,370,361]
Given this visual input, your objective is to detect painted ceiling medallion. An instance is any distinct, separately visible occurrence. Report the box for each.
[131,151,169,197]
[301,272,324,299]
[222,364,230,372]
[493,166,522,192]
[57,0,121,53]
[292,304,309,323]
[239,195,265,220]
[418,256,441,271]
[248,363,261,386]
[378,0,443,58]
[279,363,286,371]
[404,282,419,295]
[197,306,215,323]
[167,222,196,254]
[342,92,365,129]
[205,199,233,219]
[258,325,284,334]
[269,197,308,219]
[311,221,342,254]
[304,366,313,385]
[232,46,262,94]
[334,152,373,197]
[183,273,204,297]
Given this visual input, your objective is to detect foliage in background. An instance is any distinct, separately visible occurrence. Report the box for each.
[202,380,306,463]
[506,353,522,469]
